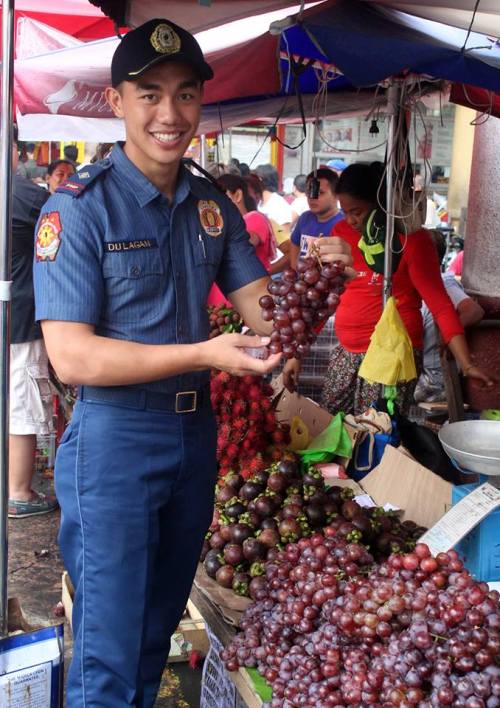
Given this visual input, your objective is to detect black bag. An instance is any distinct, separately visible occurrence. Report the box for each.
[394,414,462,484]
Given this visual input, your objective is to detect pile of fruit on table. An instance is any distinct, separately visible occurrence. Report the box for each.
[202,454,426,599]
[222,537,500,707]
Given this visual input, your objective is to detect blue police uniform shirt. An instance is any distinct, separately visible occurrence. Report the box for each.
[291,210,344,258]
[33,142,266,394]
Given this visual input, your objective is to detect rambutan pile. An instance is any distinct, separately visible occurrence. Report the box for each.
[210,372,290,479]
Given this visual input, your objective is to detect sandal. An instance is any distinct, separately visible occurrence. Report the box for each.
[8,491,58,519]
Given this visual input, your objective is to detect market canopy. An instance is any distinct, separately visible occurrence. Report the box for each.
[0,0,121,53]
[89,0,500,37]
[14,0,500,138]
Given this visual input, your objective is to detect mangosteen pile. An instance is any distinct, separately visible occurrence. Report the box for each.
[201,455,426,598]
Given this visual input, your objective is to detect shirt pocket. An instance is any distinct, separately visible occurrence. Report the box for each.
[101,248,166,324]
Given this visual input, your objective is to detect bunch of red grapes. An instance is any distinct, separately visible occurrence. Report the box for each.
[259,258,346,359]
[223,538,500,707]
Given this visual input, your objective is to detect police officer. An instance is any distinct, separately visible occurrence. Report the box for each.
[34,18,353,707]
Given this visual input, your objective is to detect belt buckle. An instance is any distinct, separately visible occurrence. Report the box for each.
[175,390,197,414]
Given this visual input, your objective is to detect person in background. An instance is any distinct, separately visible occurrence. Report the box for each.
[290,174,308,224]
[90,143,114,163]
[239,162,250,177]
[45,159,75,194]
[228,157,241,175]
[255,163,292,274]
[17,142,44,181]
[415,231,484,403]
[284,162,494,415]
[448,249,464,278]
[217,174,276,272]
[63,144,79,167]
[327,158,347,176]
[289,168,343,269]
[9,125,58,518]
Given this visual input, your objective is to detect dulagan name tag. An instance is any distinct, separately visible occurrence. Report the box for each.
[105,239,158,252]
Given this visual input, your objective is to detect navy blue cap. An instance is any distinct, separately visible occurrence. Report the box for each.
[111,19,214,87]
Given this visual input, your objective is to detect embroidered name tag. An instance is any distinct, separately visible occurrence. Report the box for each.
[105,239,158,252]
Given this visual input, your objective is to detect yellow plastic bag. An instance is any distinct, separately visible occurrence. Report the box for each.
[358,296,417,386]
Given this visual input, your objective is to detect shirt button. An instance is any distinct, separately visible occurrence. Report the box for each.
[131,266,140,276]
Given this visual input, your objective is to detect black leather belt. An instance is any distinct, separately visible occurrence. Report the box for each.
[79,384,209,413]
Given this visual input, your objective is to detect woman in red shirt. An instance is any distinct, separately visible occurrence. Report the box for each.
[284,163,493,415]
[207,174,277,307]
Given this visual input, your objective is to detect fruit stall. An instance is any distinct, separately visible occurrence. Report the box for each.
[187,337,500,708]
[186,248,500,707]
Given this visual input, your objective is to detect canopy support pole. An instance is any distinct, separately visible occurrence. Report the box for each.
[0,0,15,638]
[383,82,401,306]
[200,134,207,170]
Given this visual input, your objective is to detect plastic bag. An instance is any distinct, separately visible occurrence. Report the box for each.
[298,413,353,465]
[358,296,417,386]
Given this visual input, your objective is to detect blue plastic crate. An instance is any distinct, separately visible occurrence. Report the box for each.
[452,484,500,582]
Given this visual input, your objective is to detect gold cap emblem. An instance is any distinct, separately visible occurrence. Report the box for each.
[150,23,181,55]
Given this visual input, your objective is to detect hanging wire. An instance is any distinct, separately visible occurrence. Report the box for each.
[461,0,482,54]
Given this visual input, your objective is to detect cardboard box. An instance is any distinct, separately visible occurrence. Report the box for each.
[273,385,453,528]
[361,445,453,529]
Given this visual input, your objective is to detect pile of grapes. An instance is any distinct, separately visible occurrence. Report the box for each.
[208,304,243,339]
[203,456,425,598]
[223,538,500,706]
[259,258,346,359]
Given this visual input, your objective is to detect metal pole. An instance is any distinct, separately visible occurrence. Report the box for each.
[383,82,401,306]
[200,134,207,170]
[0,0,15,637]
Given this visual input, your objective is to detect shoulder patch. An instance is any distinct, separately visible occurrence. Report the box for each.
[55,160,111,198]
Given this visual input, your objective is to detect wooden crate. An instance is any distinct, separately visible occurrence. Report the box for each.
[61,573,209,660]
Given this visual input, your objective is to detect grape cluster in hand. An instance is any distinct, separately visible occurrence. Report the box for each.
[259,258,346,359]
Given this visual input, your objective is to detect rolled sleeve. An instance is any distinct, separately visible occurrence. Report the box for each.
[216,203,267,296]
[34,194,104,325]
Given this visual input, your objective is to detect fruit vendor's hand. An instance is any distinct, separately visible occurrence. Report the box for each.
[283,358,301,393]
[317,237,356,280]
[199,333,281,377]
[463,364,497,388]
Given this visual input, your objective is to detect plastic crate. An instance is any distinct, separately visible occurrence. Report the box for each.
[452,484,500,582]
[200,625,247,708]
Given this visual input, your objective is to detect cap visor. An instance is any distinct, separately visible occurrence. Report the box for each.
[127,53,213,82]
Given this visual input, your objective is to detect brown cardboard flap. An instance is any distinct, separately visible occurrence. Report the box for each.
[275,389,333,442]
[361,445,453,528]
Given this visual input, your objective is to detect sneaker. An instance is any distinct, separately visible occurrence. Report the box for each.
[8,492,58,518]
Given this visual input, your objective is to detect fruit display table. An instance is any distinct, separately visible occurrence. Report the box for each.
[191,583,267,708]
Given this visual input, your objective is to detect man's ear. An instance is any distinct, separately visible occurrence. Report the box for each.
[235,188,243,204]
[105,86,125,118]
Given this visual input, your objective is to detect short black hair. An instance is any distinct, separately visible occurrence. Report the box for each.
[336,162,385,204]
[47,159,75,176]
[255,164,278,192]
[239,163,250,177]
[306,168,339,193]
[63,145,79,162]
[217,173,256,212]
[293,174,307,193]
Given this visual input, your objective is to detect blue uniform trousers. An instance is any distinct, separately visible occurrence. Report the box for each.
[56,397,217,707]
